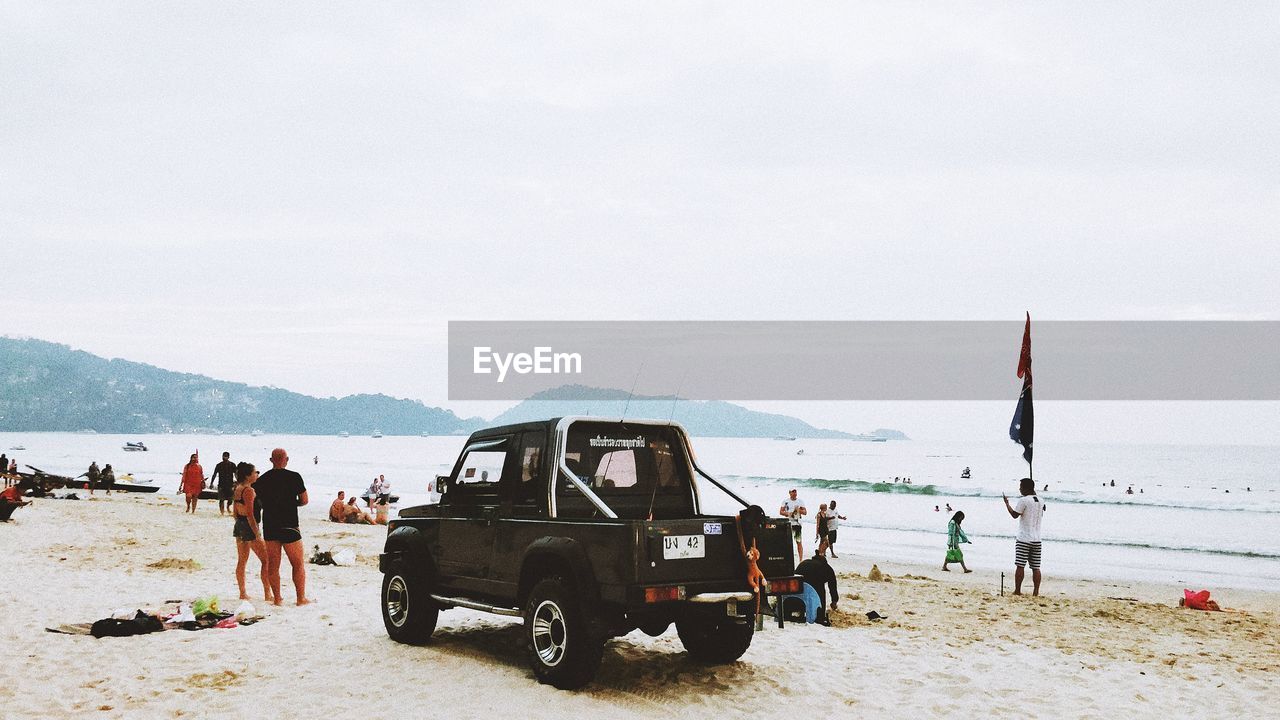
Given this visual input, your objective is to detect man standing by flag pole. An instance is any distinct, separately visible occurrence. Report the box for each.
[1003,312,1045,595]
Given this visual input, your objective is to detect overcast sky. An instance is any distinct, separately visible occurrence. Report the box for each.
[2,3,1277,443]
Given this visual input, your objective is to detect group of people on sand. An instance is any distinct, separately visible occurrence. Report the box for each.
[780,477,1048,599]
[226,448,312,606]
[327,490,389,525]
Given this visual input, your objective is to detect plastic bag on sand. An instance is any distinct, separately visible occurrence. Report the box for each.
[234,600,255,620]
[191,596,220,616]
[111,607,136,620]
[172,603,196,624]
[331,548,356,566]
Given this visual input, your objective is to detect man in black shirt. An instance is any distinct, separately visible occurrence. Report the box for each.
[211,452,237,516]
[256,448,311,606]
[795,552,839,626]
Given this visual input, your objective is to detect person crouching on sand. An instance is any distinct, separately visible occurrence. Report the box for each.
[181,453,204,513]
[942,510,972,573]
[231,462,270,602]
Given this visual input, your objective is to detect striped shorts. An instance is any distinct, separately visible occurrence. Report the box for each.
[1015,540,1042,569]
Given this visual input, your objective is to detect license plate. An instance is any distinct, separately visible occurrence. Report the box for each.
[662,534,705,560]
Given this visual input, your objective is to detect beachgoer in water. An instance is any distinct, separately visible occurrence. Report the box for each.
[779,488,808,558]
[795,552,839,625]
[942,511,972,573]
[934,505,940,512]
[814,503,831,556]
[1003,478,1045,596]
[1110,479,1116,487]
[231,462,270,602]
[255,448,311,606]
[345,497,375,524]
[1043,484,1048,492]
[945,503,953,512]
[1126,486,1134,495]
[894,477,900,483]
[181,453,204,513]
[212,452,236,515]
[313,456,318,465]
[100,464,115,495]
[826,500,846,558]
[328,491,347,522]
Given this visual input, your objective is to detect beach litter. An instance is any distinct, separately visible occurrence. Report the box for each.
[1180,589,1223,612]
[45,597,264,637]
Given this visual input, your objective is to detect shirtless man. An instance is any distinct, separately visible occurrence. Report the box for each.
[329,490,347,522]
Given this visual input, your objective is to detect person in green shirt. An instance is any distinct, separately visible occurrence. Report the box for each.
[942,510,972,573]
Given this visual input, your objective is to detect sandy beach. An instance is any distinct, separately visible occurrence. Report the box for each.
[2,493,1276,720]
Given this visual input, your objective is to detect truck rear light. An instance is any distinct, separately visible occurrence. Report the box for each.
[644,585,686,603]
[768,577,801,594]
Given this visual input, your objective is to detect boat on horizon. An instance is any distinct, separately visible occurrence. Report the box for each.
[773,436,796,441]
[250,430,264,437]
[122,441,148,452]
[339,431,350,438]
[371,430,384,438]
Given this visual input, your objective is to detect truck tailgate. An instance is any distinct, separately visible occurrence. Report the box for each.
[639,516,793,586]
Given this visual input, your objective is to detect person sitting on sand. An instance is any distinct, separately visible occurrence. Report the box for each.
[231,462,270,602]
[180,453,204,513]
[329,491,347,522]
[344,497,375,525]
[942,510,972,573]
[374,497,390,525]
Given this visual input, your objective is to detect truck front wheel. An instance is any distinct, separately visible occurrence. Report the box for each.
[676,606,754,663]
[523,577,605,689]
[382,570,438,644]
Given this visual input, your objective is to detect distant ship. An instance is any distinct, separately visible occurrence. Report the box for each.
[850,434,888,442]
[122,441,148,452]
[339,431,350,438]
[773,436,796,441]
[372,430,384,438]
[250,430,264,437]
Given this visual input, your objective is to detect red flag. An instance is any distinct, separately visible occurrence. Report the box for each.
[1016,312,1032,381]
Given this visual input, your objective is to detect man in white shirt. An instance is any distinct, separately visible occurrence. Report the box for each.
[779,488,808,560]
[1003,477,1045,596]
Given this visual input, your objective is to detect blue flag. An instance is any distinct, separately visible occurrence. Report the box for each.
[1009,384,1033,464]
[1009,312,1033,465]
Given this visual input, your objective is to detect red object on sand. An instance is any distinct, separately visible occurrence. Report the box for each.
[1183,589,1213,610]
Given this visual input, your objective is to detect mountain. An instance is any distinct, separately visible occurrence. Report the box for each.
[0,337,481,435]
[490,385,876,439]
[0,339,907,440]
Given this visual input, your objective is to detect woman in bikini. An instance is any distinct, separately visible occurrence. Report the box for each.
[232,462,271,601]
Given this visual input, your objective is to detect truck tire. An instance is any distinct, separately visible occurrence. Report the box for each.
[676,606,754,663]
[523,577,605,689]
[382,570,438,644]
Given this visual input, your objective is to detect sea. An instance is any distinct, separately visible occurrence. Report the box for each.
[5,432,1278,592]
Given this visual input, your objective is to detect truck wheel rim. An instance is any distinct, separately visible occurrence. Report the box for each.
[532,600,567,666]
[386,575,409,628]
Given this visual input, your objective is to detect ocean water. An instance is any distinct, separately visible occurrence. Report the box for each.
[5,432,1278,592]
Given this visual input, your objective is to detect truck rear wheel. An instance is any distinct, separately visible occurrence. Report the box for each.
[382,570,438,644]
[676,606,754,663]
[523,577,604,689]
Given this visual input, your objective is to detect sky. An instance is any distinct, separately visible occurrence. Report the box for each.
[2,3,1278,443]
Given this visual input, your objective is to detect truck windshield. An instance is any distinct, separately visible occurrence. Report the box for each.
[560,422,694,517]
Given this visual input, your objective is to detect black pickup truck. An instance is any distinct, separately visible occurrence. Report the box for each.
[379,417,802,689]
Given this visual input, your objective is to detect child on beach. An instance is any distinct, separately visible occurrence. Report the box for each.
[942,511,972,573]
[231,462,270,602]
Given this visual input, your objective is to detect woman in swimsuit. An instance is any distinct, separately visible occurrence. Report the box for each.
[232,462,270,601]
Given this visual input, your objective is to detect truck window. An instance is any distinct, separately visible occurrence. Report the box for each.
[559,422,695,518]
[458,450,506,487]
